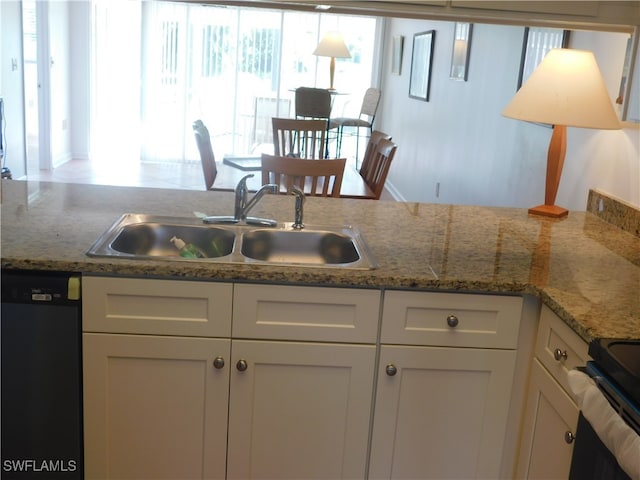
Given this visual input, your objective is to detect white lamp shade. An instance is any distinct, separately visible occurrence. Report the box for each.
[502,48,620,130]
[313,31,351,59]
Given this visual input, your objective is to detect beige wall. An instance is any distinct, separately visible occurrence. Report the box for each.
[377,18,640,210]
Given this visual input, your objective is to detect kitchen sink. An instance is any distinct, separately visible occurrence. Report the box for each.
[109,223,235,258]
[87,214,376,269]
[241,229,360,265]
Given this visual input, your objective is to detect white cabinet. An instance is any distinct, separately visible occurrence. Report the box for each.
[515,305,590,479]
[369,290,523,479]
[226,340,375,479]
[82,277,378,480]
[83,333,230,480]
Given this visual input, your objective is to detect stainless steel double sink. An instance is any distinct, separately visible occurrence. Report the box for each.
[87,214,377,269]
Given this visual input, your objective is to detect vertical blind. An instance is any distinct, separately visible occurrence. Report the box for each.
[91,1,378,165]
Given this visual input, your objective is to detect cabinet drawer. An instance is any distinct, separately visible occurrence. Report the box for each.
[83,276,232,337]
[535,305,589,396]
[381,290,522,348]
[233,284,380,343]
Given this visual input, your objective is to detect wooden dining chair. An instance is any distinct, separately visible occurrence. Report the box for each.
[359,137,397,200]
[360,130,392,174]
[272,117,328,159]
[192,119,217,190]
[261,153,346,197]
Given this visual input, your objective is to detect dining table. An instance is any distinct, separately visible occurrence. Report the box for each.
[211,157,376,199]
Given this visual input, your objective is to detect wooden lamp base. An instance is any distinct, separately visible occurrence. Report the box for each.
[528,204,569,218]
[529,124,569,218]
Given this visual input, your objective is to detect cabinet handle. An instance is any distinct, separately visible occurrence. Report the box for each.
[236,359,248,372]
[213,356,225,369]
[385,364,398,376]
[447,315,459,328]
[554,348,568,362]
[564,431,575,444]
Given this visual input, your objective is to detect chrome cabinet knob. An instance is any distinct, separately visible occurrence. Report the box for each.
[385,364,397,376]
[236,359,248,372]
[447,315,459,328]
[564,431,575,444]
[554,348,568,362]
[213,356,225,369]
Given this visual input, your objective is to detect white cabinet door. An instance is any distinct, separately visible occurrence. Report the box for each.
[516,360,580,479]
[83,333,230,480]
[369,345,517,479]
[226,340,376,480]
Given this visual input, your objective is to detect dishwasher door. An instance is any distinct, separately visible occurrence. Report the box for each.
[1,270,83,479]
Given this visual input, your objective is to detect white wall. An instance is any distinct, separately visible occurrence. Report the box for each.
[49,0,72,167]
[378,18,640,210]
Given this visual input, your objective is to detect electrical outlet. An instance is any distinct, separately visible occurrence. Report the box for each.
[435,182,440,198]
[11,58,18,71]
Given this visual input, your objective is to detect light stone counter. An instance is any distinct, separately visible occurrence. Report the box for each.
[1,180,638,342]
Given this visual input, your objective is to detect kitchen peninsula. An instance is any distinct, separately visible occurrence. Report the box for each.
[2,180,637,342]
[2,180,639,479]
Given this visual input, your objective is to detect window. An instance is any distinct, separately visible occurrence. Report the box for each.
[91,1,379,165]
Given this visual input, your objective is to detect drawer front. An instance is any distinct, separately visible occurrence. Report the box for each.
[233,284,380,343]
[535,305,589,396]
[83,276,232,337]
[381,290,523,348]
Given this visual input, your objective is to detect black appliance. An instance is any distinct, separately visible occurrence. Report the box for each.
[1,270,83,479]
[568,338,640,480]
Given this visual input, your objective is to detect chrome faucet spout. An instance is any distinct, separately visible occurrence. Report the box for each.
[234,174,278,223]
[203,174,278,227]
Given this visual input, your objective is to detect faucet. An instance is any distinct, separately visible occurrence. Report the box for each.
[235,174,279,224]
[290,186,305,229]
[204,174,278,226]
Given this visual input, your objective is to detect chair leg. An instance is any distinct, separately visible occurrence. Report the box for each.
[355,126,360,167]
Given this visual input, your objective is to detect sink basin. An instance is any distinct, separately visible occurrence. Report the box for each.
[88,214,376,269]
[241,229,360,265]
[88,214,235,260]
[110,223,235,258]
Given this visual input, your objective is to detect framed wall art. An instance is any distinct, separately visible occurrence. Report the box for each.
[450,23,473,81]
[409,30,435,101]
[517,27,570,89]
[391,35,404,75]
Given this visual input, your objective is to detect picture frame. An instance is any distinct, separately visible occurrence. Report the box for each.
[391,35,404,75]
[449,23,473,81]
[517,27,570,89]
[409,30,435,101]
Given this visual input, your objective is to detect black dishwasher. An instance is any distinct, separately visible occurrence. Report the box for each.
[1,270,83,479]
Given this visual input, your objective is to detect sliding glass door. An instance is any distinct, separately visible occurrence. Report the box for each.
[91,1,379,166]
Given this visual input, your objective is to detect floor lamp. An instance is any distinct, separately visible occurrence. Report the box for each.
[313,31,351,91]
[502,48,621,218]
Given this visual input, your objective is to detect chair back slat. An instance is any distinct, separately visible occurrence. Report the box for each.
[261,154,346,198]
[272,117,328,159]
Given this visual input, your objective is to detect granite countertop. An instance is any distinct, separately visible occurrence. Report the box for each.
[1,180,638,342]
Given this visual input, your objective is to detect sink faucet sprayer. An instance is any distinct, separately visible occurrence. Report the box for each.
[203,174,278,227]
[290,186,305,229]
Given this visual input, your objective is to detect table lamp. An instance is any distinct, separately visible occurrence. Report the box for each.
[313,31,351,91]
[502,48,620,218]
